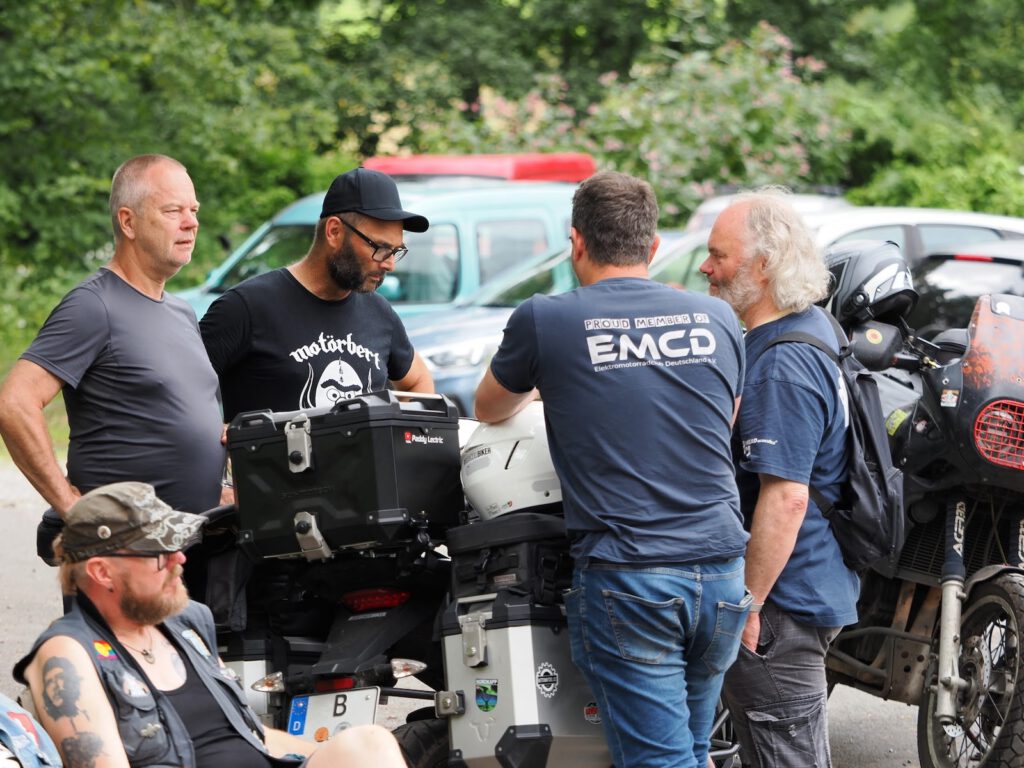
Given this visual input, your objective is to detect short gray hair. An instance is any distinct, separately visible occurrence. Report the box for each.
[109,154,187,241]
[571,171,658,267]
[739,188,830,313]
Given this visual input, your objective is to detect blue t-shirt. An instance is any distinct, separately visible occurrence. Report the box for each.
[490,277,748,564]
[737,307,859,627]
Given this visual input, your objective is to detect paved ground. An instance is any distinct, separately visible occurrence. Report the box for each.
[0,463,920,765]
[0,464,63,700]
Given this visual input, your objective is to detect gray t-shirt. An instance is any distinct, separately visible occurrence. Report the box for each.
[22,269,224,513]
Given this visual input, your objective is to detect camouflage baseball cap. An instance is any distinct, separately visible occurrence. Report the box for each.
[61,482,205,563]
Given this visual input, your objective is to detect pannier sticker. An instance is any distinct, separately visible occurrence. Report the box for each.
[885,409,908,436]
[584,701,602,724]
[475,679,498,712]
[865,328,884,345]
[404,431,446,446]
[940,389,960,408]
[536,662,559,699]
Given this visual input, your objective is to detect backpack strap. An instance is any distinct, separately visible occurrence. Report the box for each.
[763,331,839,363]
[760,307,852,363]
[756,316,848,518]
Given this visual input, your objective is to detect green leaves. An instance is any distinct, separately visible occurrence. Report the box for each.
[3,0,1024,367]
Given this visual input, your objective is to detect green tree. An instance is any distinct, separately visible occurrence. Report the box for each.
[318,0,718,156]
[0,0,349,357]
[831,80,1024,215]
[416,23,851,224]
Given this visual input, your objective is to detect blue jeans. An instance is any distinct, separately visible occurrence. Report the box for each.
[565,559,750,768]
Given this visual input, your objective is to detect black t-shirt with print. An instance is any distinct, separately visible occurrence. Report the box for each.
[201,268,415,420]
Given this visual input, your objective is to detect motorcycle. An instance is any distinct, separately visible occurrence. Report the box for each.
[201,391,740,767]
[195,391,463,741]
[825,291,1024,768]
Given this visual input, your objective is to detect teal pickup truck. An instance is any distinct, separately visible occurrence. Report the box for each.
[177,153,595,319]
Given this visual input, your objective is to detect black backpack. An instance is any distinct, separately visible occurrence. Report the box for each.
[763,311,906,572]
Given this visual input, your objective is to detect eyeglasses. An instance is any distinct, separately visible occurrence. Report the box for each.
[101,552,174,571]
[337,218,409,263]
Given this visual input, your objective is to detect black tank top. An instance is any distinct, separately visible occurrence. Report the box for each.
[162,658,275,768]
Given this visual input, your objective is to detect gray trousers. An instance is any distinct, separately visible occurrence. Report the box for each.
[720,602,840,768]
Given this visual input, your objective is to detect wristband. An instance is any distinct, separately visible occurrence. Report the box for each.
[749,601,765,614]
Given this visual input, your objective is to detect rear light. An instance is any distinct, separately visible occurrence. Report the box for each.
[974,400,1024,469]
[340,588,411,612]
[953,254,995,262]
[314,677,357,693]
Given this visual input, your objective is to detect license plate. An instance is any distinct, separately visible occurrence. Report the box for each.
[287,688,380,741]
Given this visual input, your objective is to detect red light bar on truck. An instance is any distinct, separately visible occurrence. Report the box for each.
[364,153,596,182]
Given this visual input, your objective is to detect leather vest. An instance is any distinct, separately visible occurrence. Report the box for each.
[16,596,274,768]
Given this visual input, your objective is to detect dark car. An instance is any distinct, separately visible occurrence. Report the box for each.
[909,240,1024,337]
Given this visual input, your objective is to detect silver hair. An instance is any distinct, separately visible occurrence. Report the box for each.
[737,187,830,313]
[109,155,187,241]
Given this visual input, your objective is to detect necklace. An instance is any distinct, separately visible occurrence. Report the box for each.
[120,631,157,664]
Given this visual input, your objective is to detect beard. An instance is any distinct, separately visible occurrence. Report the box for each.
[713,257,762,317]
[119,565,189,625]
[327,240,383,293]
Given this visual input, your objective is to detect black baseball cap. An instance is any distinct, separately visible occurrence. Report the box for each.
[320,167,429,232]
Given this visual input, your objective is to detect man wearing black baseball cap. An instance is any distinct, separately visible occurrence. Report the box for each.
[201,167,434,421]
[15,482,406,768]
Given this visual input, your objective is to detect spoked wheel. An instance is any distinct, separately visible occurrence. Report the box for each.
[918,574,1024,768]
[394,717,449,768]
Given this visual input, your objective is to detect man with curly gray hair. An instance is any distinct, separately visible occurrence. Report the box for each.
[700,190,858,767]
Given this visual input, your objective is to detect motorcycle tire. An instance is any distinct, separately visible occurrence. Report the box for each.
[917,573,1024,768]
[394,717,449,768]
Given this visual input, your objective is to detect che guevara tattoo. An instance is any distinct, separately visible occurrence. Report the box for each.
[42,656,83,720]
[42,656,106,768]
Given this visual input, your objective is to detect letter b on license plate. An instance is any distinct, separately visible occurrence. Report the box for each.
[287,688,380,741]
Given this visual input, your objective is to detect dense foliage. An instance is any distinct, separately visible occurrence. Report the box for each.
[2,0,1024,368]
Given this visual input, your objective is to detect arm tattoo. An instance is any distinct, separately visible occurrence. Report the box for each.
[60,731,106,768]
[42,656,87,723]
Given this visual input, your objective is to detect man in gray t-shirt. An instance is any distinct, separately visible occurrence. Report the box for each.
[0,155,223,563]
